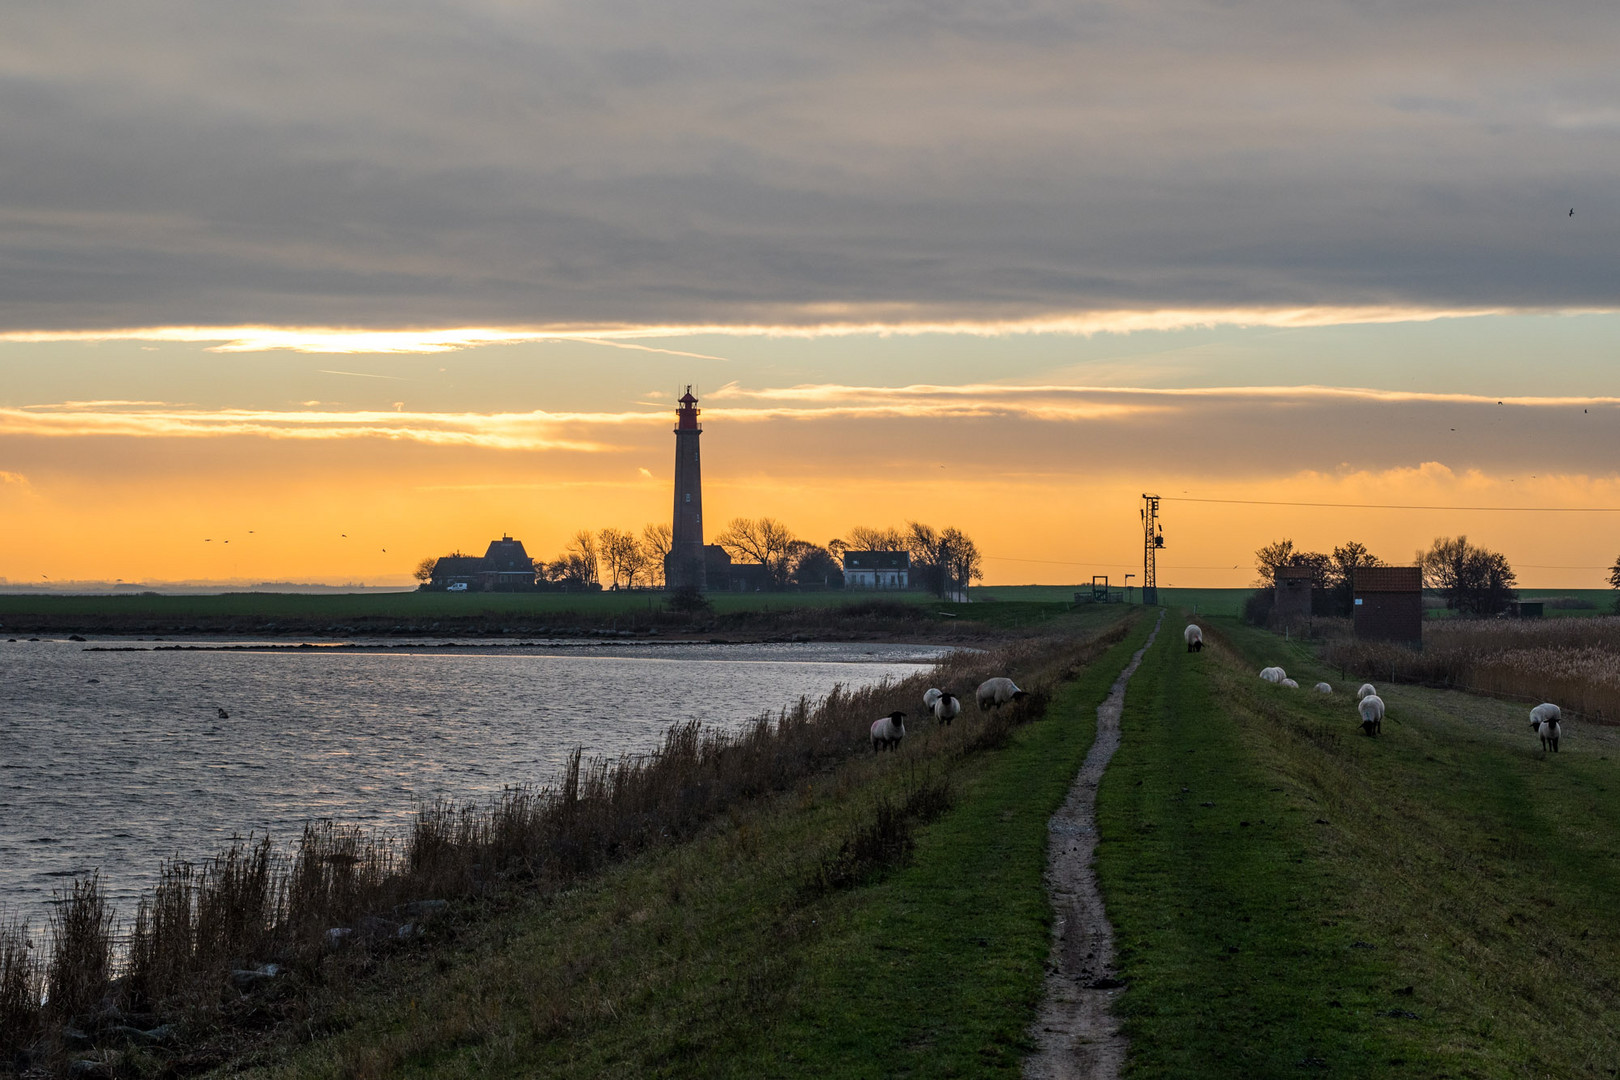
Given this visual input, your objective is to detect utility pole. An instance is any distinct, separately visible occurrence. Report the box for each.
[1141,493,1163,605]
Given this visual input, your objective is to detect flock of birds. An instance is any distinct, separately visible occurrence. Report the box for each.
[1182,623,1567,753]
[868,677,1027,751]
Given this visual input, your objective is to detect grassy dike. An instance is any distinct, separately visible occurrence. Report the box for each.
[1097,616,1620,1078]
[219,612,1152,1078]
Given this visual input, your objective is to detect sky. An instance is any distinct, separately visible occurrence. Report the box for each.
[2,0,1618,588]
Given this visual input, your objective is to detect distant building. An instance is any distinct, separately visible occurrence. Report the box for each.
[844,551,910,590]
[1353,566,1423,645]
[427,535,538,592]
[1273,564,1317,620]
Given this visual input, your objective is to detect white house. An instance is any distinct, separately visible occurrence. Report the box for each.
[843,550,910,590]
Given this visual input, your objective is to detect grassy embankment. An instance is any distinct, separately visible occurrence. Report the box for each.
[190,610,1153,1078]
[1097,615,1620,1077]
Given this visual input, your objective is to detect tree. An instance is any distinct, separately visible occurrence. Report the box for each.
[597,527,648,590]
[546,531,601,589]
[939,526,983,598]
[715,517,797,587]
[1253,539,1298,586]
[905,521,946,595]
[1325,541,1384,615]
[1416,535,1518,615]
[413,556,438,584]
[1608,553,1620,592]
[842,525,905,553]
[786,541,842,588]
[641,523,673,588]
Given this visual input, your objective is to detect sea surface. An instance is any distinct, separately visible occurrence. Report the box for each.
[0,637,948,928]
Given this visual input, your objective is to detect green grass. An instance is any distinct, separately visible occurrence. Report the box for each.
[1097,614,1620,1078]
[223,613,1151,1079]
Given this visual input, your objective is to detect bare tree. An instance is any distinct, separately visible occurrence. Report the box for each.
[413,556,438,584]
[641,523,672,588]
[715,517,797,587]
[1417,535,1517,614]
[546,531,601,588]
[939,527,983,597]
[843,525,905,552]
[598,527,646,590]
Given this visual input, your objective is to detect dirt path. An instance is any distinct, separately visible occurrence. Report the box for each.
[1024,610,1163,1080]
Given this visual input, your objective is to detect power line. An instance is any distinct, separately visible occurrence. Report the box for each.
[1164,497,1620,512]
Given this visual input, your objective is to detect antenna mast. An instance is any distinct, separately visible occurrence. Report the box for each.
[1141,493,1163,605]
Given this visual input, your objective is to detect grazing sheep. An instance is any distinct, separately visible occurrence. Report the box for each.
[1358,694,1384,736]
[1314,682,1333,694]
[976,677,1027,711]
[931,690,961,727]
[1184,624,1204,652]
[923,688,942,710]
[870,711,907,752]
[1356,683,1377,700]
[1529,703,1562,752]
[1259,667,1286,684]
[1280,678,1299,689]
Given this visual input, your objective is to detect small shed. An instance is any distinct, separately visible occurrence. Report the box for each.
[1353,566,1423,645]
[1508,600,1544,619]
[1273,565,1317,620]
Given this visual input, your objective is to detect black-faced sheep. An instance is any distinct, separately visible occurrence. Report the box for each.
[870,711,907,752]
[1530,703,1562,752]
[1356,683,1377,700]
[1357,694,1384,736]
[1314,682,1333,694]
[976,677,1027,711]
[931,690,961,726]
[1184,624,1203,652]
[1280,678,1299,689]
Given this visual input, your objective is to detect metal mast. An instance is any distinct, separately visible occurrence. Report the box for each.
[1141,493,1162,605]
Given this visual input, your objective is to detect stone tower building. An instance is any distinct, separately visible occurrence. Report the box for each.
[665,387,706,589]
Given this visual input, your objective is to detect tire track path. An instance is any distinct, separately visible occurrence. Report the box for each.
[1024,610,1163,1079]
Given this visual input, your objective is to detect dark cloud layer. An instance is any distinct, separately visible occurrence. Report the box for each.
[3,0,1617,330]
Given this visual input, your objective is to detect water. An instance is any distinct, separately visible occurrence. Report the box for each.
[0,637,947,927]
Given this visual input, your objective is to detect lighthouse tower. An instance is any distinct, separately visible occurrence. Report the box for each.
[666,386,706,589]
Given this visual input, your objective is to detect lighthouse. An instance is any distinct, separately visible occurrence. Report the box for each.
[666,386,706,589]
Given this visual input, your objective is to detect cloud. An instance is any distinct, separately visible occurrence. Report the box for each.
[2,0,1618,330]
[0,470,30,486]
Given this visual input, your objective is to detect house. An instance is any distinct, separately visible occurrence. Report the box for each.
[427,535,539,592]
[844,550,910,590]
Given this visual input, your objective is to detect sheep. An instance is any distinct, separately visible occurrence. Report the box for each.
[923,688,942,710]
[1314,682,1333,694]
[1529,703,1562,752]
[870,711,907,752]
[1356,683,1377,700]
[931,690,962,727]
[1259,667,1286,684]
[1184,624,1204,652]
[976,677,1027,711]
[1357,694,1384,736]
[1280,678,1299,689]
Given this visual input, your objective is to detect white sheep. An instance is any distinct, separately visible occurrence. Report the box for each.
[923,688,942,710]
[1357,694,1384,736]
[870,711,907,752]
[1259,667,1286,684]
[931,690,962,727]
[1356,683,1377,700]
[1280,678,1299,689]
[1529,703,1562,753]
[1184,624,1203,652]
[1314,682,1333,694]
[976,677,1027,711]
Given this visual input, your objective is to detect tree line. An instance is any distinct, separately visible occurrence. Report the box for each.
[417,519,983,597]
[1252,533,1521,616]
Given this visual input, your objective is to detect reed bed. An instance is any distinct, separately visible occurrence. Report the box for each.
[2,623,1125,1074]
[1323,616,1620,722]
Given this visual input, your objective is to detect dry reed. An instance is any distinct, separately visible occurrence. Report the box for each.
[1323,616,1620,722]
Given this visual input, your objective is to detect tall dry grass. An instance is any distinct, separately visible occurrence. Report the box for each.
[3,621,1129,1070]
[1323,616,1620,722]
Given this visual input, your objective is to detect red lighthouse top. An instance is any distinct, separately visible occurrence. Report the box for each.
[675,386,701,431]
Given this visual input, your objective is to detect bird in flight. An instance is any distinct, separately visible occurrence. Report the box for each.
[1570,208,1575,216]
